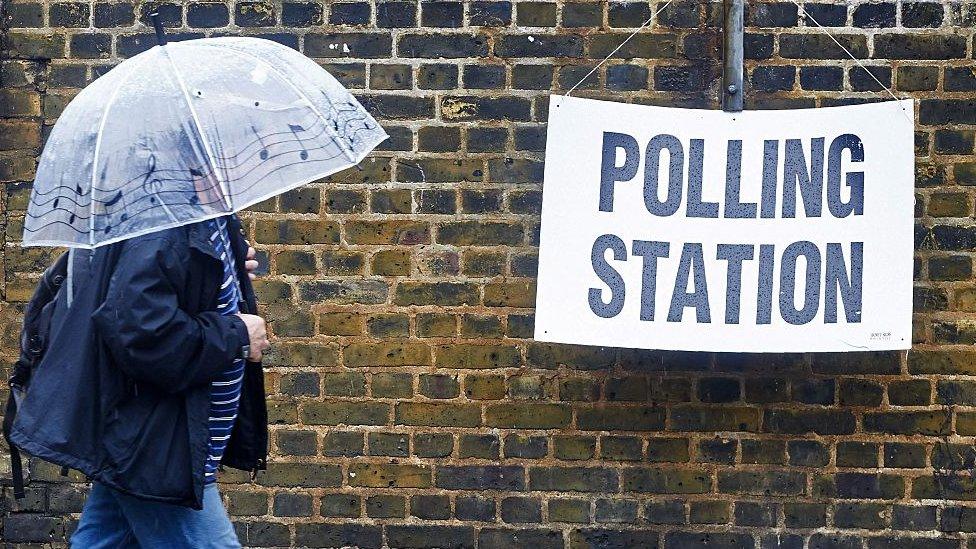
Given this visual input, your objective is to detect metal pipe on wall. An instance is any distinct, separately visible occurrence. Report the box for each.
[723,0,744,112]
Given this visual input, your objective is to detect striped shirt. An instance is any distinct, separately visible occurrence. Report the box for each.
[204,217,245,484]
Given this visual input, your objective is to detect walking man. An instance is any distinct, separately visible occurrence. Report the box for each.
[21,214,269,548]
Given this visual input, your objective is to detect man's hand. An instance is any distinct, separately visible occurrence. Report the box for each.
[237,313,270,361]
[245,246,259,280]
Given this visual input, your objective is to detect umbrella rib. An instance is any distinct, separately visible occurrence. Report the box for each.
[206,43,357,164]
[88,51,156,247]
[161,44,234,212]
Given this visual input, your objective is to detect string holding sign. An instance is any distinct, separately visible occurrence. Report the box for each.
[789,0,913,123]
[564,0,675,97]
[565,0,914,124]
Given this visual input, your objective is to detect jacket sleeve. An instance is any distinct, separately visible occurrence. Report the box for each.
[93,233,250,393]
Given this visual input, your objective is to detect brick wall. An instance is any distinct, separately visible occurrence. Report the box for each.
[2,0,976,547]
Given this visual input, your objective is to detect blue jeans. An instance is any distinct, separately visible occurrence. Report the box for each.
[71,482,240,548]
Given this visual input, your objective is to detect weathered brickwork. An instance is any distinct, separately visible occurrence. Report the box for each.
[2,0,976,547]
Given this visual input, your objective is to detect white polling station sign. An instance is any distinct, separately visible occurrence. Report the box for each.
[534,96,915,353]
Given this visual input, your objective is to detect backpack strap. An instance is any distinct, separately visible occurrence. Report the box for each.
[4,252,69,499]
[2,390,25,499]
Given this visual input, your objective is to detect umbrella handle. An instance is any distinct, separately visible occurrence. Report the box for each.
[149,12,167,46]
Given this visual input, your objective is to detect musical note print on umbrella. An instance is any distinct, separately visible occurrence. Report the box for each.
[23,33,387,248]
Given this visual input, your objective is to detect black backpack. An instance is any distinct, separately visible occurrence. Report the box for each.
[3,252,68,499]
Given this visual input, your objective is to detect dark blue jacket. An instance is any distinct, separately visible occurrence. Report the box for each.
[9,216,267,509]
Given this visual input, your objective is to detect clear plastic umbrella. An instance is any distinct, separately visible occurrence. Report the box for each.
[23,25,387,248]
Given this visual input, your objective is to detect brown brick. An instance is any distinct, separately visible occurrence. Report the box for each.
[372,249,411,276]
[437,221,524,246]
[863,411,949,436]
[265,342,339,368]
[909,350,976,375]
[321,250,365,275]
[43,91,73,118]
[588,33,677,59]
[460,314,503,338]
[929,255,972,281]
[927,192,970,217]
[577,407,666,431]
[323,372,366,397]
[956,163,976,185]
[396,402,482,427]
[395,282,480,306]
[888,380,931,406]
[954,411,976,437]
[435,344,521,369]
[252,279,292,305]
[485,403,571,428]
[348,463,431,488]
[0,89,41,116]
[601,436,642,461]
[0,60,38,87]
[321,430,363,457]
[280,187,321,213]
[0,157,35,181]
[267,400,299,425]
[326,188,366,213]
[366,494,405,518]
[4,32,66,58]
[254,219,339,244]
[763,409,855,435]
[717,471,806,496]
[810,352,901,375]
[464,374,506,400]
[526,343,616,370]
[328,158,392,185]
[553,435,594,460]
[419,373,460,399]
[417,313,456,337]
[257,463,343,488]
[417,248,460,276]
[299,280,389,305]
[398,158,484,183]
[487,157,544,184]
[671,406,760,432]
[559,378,600,402]
[530,466,618,492]
[301,402,390,426]
[370,188,412,213]
[463,250,506,277]
[548,498,590,522]
[436,466,525,490]
[689,501,730,525]
[622,468,711,494]
[344,342,431,367]
[275,251,316,275]
[483,281,536,307]
[912,475,976,500]
[345,220,430,245]
[414,433,453,458]
[0,119,41,150]
[371,372,413,399]
[955,288,976,312]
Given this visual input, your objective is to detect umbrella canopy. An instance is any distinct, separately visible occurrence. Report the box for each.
[24,36,387,248]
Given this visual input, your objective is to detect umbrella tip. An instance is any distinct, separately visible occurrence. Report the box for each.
[149,12,167,46]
